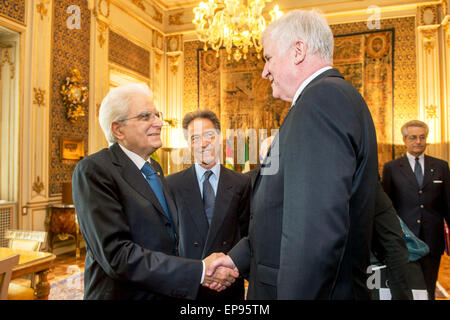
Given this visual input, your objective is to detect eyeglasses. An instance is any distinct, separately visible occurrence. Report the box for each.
[190,131,217,144]
[118,111,163,123]
[406,135,427,141]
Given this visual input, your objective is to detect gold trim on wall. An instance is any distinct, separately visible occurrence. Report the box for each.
[33,88,45,107]
[36,1,48,20]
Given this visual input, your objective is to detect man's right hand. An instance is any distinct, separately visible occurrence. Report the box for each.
[202,253,239,292]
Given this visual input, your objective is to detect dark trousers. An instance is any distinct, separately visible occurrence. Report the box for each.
[419,254,441,300]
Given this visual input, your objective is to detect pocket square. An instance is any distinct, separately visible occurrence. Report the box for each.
[433,180,443,183]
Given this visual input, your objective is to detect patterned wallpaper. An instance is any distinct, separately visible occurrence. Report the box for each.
[49,0,90,196]
[109,30,150,78]
[183,41,202,114]
[0,0,25,24]
[331,17,417,162]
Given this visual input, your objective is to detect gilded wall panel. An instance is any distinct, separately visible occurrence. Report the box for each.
[50,0,90,196]
[0,0,25,24]
[109,30,150,78]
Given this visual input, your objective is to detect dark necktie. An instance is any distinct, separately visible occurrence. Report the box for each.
[203,170,215,226]
[141,162,175,234]
[414,157,423,187]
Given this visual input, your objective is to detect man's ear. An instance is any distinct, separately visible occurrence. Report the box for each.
[111,121,123,141]
[293,39,307,65]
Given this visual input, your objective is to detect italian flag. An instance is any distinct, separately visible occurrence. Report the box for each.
[225,139,234,170]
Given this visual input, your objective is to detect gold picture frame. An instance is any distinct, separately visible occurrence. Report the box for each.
[61,138,84,160]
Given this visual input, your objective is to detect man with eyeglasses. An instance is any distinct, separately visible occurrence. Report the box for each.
[166,110,251,300]
[382,119,450,300]
[72,84,238,300]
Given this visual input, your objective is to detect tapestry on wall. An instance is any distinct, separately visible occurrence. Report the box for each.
[199,49,290,138]
[197,31,393,169]
[334,30,394,167]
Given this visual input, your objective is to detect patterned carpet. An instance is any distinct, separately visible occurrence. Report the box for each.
[26,249,450,300]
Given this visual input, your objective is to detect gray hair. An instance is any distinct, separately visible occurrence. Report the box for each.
[401,120,429,138]
[262,9,334,63]
[99,83,153,143]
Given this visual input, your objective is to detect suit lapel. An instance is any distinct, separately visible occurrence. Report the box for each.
[422,155,436,189]
[203,166,234,257]
[182,166,209,241]
[156,159,179,230]
[110,143,169,221]
[398,156,420,188]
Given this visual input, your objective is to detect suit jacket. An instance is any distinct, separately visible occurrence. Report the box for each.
[228,68,378,299]
[382,154,450,256]
[72,143,203,300]
[166,164,251,300]
[371,181,412,300]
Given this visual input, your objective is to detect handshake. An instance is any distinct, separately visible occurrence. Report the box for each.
[201,253,238,292]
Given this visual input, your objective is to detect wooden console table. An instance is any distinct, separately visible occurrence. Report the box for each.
[46,204,82,259]
[0,247,56,300]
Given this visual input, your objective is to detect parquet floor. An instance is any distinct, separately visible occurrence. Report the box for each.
[26,248,450,300]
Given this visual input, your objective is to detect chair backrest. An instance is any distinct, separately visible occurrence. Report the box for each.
[5,230,47,251]
[0,254,19,300]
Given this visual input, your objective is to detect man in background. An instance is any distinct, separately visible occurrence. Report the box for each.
[382,120,450,299]
[167,110,251,300]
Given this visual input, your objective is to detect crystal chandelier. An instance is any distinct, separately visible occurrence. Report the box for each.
[193,0,282,62]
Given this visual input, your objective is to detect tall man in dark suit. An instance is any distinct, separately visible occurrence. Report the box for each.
[206,9,378,299]
[72,83,238,299]
[382,120,450,300]
[166,110,251,300]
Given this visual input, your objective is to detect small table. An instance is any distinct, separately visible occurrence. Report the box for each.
[0,247,56,300]
[46,204,82,259]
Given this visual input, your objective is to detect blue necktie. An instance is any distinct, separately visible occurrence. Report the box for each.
[203,170,215,226]
[141,162,175,235]
[414,157,423,187]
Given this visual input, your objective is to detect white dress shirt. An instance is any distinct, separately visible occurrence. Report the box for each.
[406,152,425,176]
[194,162,220,198]
[291,66,333,107]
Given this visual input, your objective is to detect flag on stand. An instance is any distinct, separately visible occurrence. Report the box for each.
[225,138,234,170]
[242,137,250,173]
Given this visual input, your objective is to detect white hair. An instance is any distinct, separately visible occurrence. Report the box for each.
[99,83,153,143]
[262,9,334,63]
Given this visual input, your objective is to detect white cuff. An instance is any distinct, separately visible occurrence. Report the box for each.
[200,260,205,284]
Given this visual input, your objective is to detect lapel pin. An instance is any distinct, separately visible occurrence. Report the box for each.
[431,169,434,173]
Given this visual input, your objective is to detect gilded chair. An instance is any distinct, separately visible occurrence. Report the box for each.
[0,254,19,300]
[4,230,47,300]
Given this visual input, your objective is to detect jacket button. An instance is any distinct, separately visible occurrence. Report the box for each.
[420,204,424,209]
[419,190,423,194]
[417,219,421,224]
[222,241,228,246]
[194,242,199,247]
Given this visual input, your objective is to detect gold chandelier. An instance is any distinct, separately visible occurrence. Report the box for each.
[193,0,282,62]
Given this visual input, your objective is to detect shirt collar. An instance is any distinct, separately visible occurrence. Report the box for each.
[406,152,424,161]
[194,162,220,181]
[291,66,333,107]
[118,143,149,170]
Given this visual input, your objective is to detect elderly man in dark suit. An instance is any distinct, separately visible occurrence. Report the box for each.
[207,9,378,299]
[382,119,450,300]
[72,83,238,300]
[166,110,251,300]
